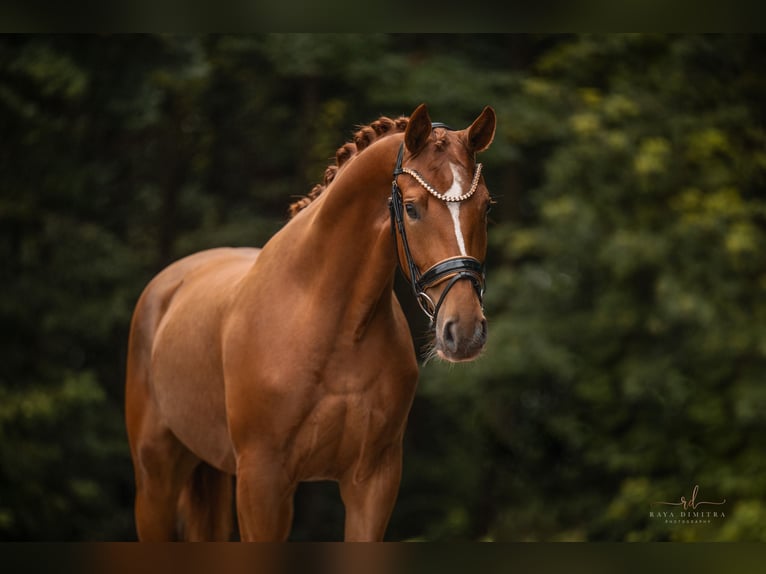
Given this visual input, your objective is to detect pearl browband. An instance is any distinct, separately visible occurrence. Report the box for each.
[399,163,483,202]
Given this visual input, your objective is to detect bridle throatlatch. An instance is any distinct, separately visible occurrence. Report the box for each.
[389,123,486,328]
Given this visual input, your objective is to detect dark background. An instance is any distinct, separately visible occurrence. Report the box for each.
[1,34,765,541]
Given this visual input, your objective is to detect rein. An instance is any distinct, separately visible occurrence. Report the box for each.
[389,123,486,328]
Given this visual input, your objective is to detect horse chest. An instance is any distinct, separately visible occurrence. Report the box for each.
[290,387,411,481]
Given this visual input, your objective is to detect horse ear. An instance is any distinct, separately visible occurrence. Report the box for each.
[467,106,496,153]
[405,103,432,154]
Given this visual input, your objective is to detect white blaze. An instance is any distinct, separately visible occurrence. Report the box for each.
[445,163,468,256]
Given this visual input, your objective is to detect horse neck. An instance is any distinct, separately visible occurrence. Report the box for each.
[289,135,403,336]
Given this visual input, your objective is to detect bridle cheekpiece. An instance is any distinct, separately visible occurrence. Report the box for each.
[389,122,486,328]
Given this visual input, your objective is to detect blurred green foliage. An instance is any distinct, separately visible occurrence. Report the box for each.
[1,34,764,541]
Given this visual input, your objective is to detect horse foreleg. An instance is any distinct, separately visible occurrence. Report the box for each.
[235,451,297,541]
[339,445,403,542]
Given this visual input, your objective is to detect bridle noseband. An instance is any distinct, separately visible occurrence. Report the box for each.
[389,123,486,328]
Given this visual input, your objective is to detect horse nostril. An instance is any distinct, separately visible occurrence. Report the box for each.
[442,320,458,353]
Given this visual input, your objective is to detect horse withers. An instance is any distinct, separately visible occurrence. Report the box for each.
[125,103,496,541]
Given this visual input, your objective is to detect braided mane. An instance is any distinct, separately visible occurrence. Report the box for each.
[288,115,410,218]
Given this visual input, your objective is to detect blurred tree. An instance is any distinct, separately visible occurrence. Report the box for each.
[419,34,766,541]
[0,34,213,539]
[1,34,764,542]
[2,35,135,538]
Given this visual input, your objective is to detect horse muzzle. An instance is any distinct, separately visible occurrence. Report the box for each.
[430,278,488,362]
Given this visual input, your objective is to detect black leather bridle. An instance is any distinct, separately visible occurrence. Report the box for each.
[389,123,486,328]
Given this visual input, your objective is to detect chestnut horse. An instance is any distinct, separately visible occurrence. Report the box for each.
[125,103,496,541]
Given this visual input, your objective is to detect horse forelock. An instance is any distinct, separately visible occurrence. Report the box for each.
[432,127,450,151]
[288,115,410,219]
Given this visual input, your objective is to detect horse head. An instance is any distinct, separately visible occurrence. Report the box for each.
[392,104,496,362]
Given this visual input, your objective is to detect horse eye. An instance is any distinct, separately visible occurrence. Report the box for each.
[405,203,419,220]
